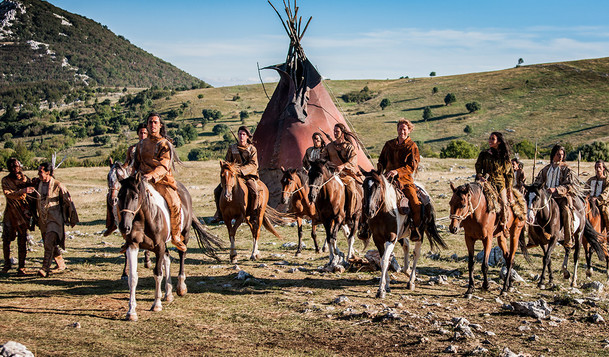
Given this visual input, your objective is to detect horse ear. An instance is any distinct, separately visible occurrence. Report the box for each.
[449,182,456,192]
[109,157,114,166]
[360,166,371,177]
[280,166,286,173]
[219,159,224,167]
[134,171,141,182]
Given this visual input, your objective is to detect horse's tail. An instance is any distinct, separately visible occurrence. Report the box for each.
[424,202,448,251]
[191,215,223,262]
[262,206,293,239]
[519,225,532,264]
[584,219,607,262]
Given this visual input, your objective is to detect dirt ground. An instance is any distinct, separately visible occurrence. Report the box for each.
[1,159,608,356]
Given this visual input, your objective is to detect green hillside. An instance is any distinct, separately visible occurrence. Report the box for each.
[0,0,208,91]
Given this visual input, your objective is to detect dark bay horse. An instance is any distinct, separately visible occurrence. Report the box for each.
[584,196,609,279]
[362,169,447,298]
[280,167,324,256]
[308,160,361,270]
[106,161,151,278]
[118,173,221,321]
[522,183,606,287]
[219,160,288,263]
[449,182,525,297]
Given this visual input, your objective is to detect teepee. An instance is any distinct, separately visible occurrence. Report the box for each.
[254,1,373,205]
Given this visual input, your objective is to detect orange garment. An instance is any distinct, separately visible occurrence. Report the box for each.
[322,140,361,217]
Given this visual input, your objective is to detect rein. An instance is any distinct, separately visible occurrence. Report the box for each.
[525,192,553,230]
[309,173,339,191]
[450,186,483,222]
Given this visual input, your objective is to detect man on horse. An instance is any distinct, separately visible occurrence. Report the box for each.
[212,126,260,222]
[377,118,423,241]
[2,158,35,275]
[123,122,148,174]
[534,144,579,248]
[302,132,326,172]
[586,160,609,230]
[35,162,79,277]
[133,112,187,252]
[321,123,362,219]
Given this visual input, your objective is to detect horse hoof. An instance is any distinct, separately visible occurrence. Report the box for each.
[538,284,546,290]
[315,249,321,254]
[121,274,128,281]
[295,252,302,258]
[151,305,162,312]
[230,256,238,264]
[407,282,415,291]
[464,293,473,300]
[376,290,386,299]
[500,290,508,297]
[586,269,592,278]
[163,294,175,303]
[144,261,152,269]
[563,271,571,280]
[177,283,187,297]
[126,313,138,322]
[482,283,489,291]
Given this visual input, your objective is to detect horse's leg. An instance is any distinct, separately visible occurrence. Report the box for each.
[330,222,343,266]
[296,217,304,257]
[562,245,572,280]
[407,240,422,291]
[144,250,152,269]
[377,240,396,299]
[402,239,411,279]
[249,209,264,261]
[121,252,128,280]
[176,250,188,296]
[125,246,139,321]
[151,249,164,312]
[497,223,517,295]
[539,244,549,289]
[344,220,357,266]
[163,250,175,302]
[311,223,320,254]
[226,219,238,264]
[481,236,492,291]
[547,241,556,286]
[571,232,582,287]
[324,221,335,267]
[465,237,476,298]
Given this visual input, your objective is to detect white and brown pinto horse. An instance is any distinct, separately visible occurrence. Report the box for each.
[118,173,221,321]
[361,169,447,298]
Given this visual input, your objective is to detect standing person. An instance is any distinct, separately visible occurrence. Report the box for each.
[321,123,362,218]
[1,158,35,275]
[511,158,526,193]
[123,123,148,173]
[377,119,423,240]
[302,132,326,172]
[586,160,609,230]
[475,132,514,233]
[211,126,260,223]
[534,144,577,248]
[133,112,186,252]
[36,162,79,277]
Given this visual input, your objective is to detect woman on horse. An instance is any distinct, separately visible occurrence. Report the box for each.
[511,158,526,194]
[302,132,326,172]
[475,132,513,232]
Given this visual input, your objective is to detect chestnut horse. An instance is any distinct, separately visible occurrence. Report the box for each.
[219,160,288,263]
[308,160,361,270]
[118,173,221,321]
[583,196,608,279]
[280,167,324,256]
[449,182,525,297]
[106,161,151,278]
[361,169,447,298]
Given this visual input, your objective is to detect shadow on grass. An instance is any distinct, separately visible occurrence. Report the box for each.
[413,112,467,124]
[556,123,609,137]
[401,104,444,112]
[78,219,105,226]
[424,136,459,144]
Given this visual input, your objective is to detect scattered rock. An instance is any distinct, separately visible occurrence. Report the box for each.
[0,341,34,357]
[222,283,232,288]
[394,302,403,308]
[333,295,350,305]
[256,263,268,268]
[588,313,605,324]
[452,317,470,328]
[568,287,582,295]
[471,346,489,354]
[235,270,251,280]
[528,334,539,342]
[500,267,525,283]
[444,345,458,353]
[364,250,401,272]
[485,331,496,336]
[511,299,552,319]
[231,264,240,270]
[418,336,430,344]
[582,281,604,294]
[426,252,440,260]
[518,325,531,331]
[287,268,298,273]
[476,246,505,266]
[429,275,448,285]
[70,322,81,328]
[437,328,450,335]
[470,324,483,331]
[500,347,518,357]
[450,253,459,261]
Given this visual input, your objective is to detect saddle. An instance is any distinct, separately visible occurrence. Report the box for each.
[389,181,411,215]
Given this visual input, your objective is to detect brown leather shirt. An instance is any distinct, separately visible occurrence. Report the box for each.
[377,137,420,187]
[2,173,31,227]
[322,140,357,173]
[134,134,177,189]
[225,143,259,179]
[475,150,513,192]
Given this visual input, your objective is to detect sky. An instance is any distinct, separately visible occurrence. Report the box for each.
[48,0,609,87]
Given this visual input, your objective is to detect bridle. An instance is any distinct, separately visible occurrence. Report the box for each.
[525,190,553,229]
[450,185,483,222]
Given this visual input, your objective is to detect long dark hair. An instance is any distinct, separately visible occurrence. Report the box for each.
[147,112,167,139]
[312,132,326,149]
[490,131,511,162]
[335,123,364,150]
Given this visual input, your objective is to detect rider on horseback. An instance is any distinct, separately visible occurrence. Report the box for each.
[321,123,362,218]
[212,126,260,221]
[586,160,609,231]
[534,144,578,248]
[377,118,423,241]
[475,132,513,234]
[123,123,148,174]
[133,113,187,252]
[302,132,326,172]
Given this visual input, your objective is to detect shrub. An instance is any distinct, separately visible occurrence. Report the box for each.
[202,109,222,121]
[432,87,438,95]
[422,106,432,121]
[440,140,478,159]
[232,94,241,101]
[430,71,436,77]
[444,93,456,106]
[93,135,111,146]
[240,110,249,120]
[380,98,391,110]
[188,148,208,161]
[464,125,473,134]
[465,101,481,113]
[572,141,609,162]
[513,140,536,159]
[341,86,374,103]
[212,124,230,136]
[197,94,204,99]
[174,135,185,148]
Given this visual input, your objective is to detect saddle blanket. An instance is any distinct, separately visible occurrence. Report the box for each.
[145,182,185,243]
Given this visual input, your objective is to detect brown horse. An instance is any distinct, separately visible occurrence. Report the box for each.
[106,161,151,278]
[219,160,287,263]
[307,160,361,270]
[361,169,447,298]
[583,196,608,279]
[118,173,221,321]
[449,182,525,297]
[280,167,324,256]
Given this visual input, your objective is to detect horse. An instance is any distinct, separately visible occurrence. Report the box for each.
[307,160,361,270]
[106,161,151,278]
[449,182,525,297]
[361,169,447,298]
[280,167,324,256]
[219,160,288,263]
[584,196,609,279]
[521,183,606,288]
[117,173,221,321]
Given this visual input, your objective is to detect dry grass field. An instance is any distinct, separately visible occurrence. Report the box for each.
[1,159,609,356]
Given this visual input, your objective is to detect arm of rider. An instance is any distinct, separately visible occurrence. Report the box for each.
[22,187,34,194]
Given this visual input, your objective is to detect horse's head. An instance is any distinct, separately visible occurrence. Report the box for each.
[307,159,327,203]
[280,167,300,205]
[448,182,472,234]
[220,160,238,202]
[117,172,145,235]
[107,161,128,221]
[361,168,385,219]
[524,183,545,224]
